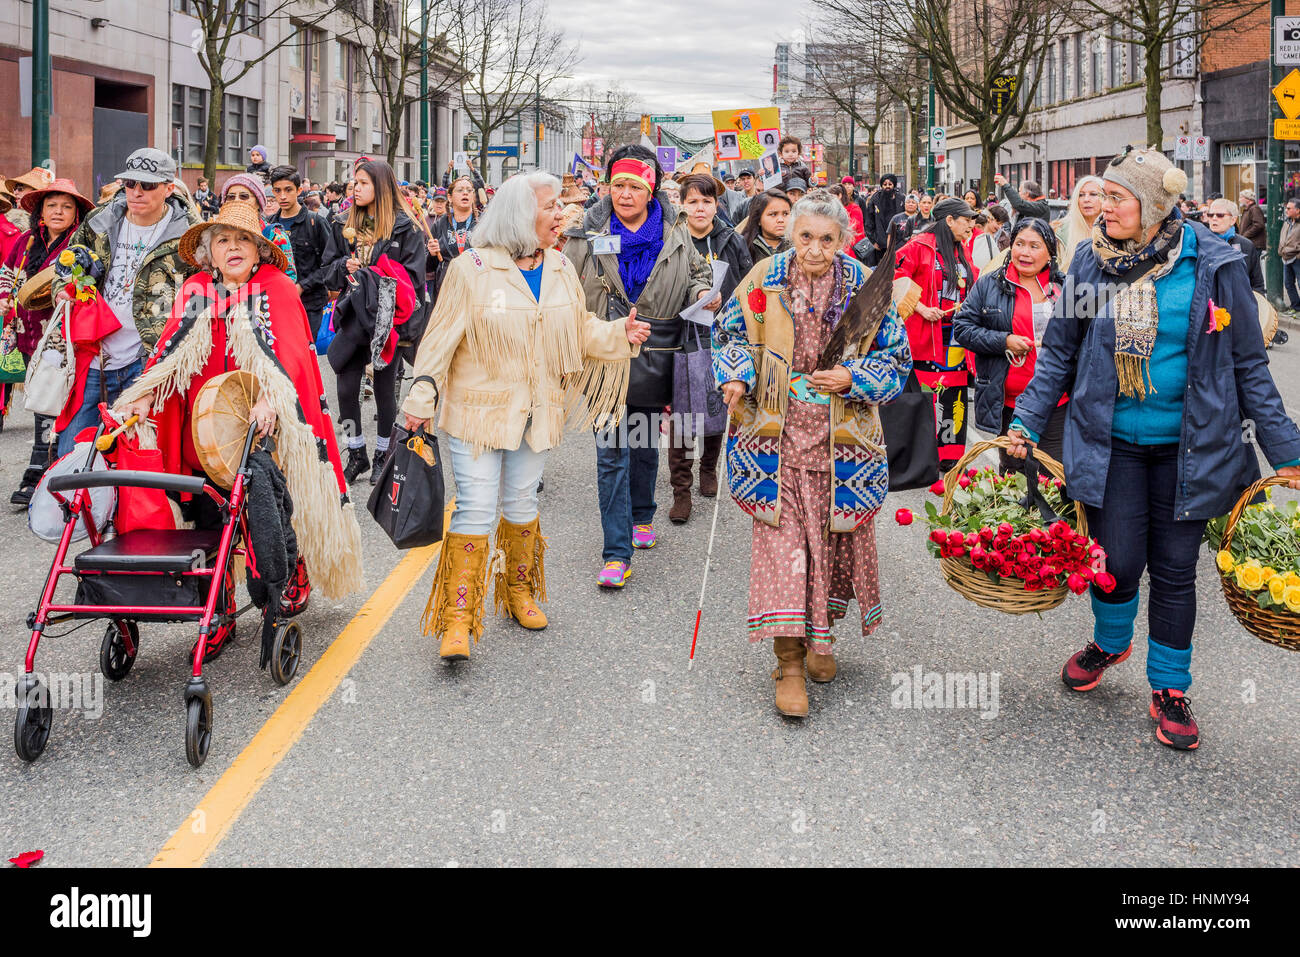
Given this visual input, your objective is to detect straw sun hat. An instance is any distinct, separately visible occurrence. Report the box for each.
[179,202,288,272]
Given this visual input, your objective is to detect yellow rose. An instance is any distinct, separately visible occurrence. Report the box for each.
[58,249,75,266]
[1285,572,1300,589]
[1215,550,1235,574]
[1284,585,1300,614]
[1236,561,1265,591]
[1261,567,1277,581]
[1268,575,1286,603]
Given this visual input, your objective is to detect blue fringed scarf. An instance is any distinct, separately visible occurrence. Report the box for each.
[610,199,664,303]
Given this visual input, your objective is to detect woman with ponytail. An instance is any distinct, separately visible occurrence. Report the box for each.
[893,196,978,470]
[326,158,429,485]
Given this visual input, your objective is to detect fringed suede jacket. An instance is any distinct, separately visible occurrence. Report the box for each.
[712,250,912,533]
[402,245,639,456]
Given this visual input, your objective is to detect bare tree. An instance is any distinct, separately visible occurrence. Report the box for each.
[816,0,1062,197]
[1064,0,1265,145]
[333,0,465,168]
[447,0,577,180]
[572,82,643,169]
[180,0,330,182]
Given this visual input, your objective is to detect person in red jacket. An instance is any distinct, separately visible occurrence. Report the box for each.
[894,197,979,469]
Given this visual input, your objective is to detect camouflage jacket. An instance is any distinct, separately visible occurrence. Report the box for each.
[68,194,199,352]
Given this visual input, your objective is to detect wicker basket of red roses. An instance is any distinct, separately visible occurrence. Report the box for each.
[915,436,1116,614]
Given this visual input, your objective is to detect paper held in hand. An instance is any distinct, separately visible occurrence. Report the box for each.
[680,260,730,327]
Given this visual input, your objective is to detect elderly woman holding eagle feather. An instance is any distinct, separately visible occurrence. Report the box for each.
[712,193,911,719]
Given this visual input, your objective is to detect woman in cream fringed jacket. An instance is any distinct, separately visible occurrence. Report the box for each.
[402,171,651,666]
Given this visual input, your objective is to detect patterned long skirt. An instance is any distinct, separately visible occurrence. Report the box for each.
[746,464,883,654]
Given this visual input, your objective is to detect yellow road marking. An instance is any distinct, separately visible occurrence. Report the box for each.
[150,501,454,867]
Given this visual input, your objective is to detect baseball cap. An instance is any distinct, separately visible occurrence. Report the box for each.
[786,177,809,193]
[722,171,736,182]
[114,147,177,184]
[738,168,755,177]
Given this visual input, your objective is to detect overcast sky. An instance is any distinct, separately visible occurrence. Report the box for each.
[557,5,804,137]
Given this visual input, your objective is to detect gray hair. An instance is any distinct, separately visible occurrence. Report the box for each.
[784,195,851,244]
[1210,197,1240,220]
[469,171,562,257]
[193,224,277,270]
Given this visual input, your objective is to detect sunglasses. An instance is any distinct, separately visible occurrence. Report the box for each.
[121,179,163,192]
[1204,211,1232,219]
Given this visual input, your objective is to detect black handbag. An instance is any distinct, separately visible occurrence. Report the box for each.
[366,419,446,549]
[879,371,940,490]
[595,253,681,408]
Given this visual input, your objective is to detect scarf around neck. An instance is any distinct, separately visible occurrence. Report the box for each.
[1091,214,1185,399]
[610,198,664,303]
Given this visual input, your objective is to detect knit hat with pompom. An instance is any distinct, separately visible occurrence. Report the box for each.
[1102,145,1188,231]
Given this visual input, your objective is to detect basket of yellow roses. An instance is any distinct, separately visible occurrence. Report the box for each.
[1205,476,1300,651]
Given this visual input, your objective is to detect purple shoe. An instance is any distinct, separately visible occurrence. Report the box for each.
[597,560,632,589]
[632,524,657,549]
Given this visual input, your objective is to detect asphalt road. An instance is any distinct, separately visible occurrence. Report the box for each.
[1,341,1296,868]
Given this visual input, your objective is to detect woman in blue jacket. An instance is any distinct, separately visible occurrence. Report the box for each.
[1007,146,1300,751]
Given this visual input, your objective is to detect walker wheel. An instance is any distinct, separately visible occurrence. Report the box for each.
[100,620,140,681]
[185,696,212,768]
[270,621,302,686]
[14,678,53,762]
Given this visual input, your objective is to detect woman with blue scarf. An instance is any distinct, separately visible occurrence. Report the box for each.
[564,145,714,589]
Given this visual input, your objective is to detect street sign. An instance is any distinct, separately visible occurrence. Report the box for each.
[1274,118,1300,140]
[650,115,684,124]
[1274,69,1300,120]
[929,127,946,152]
[1276,16,1300,65]
[990,75,1018,114]
[1192,135,1209,161]
[485,145,519,158]
[1174,136,1191,160]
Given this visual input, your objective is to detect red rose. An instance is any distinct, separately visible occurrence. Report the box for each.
[958,475,971,489]
[948,531,966,546]
[998,522,1014,537]
[979,527,995,542]
[748,288,767,313]
[895,508,914,526]
[929,529,948,545]
[1094,571,1118,593]
[1067,573,1088,594]
[929,479,947,495]
[950,544,966,557]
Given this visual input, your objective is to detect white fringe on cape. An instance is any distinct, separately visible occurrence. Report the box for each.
[115,299,364,599]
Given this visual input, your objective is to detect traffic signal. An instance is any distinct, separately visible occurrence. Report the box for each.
[522,142,528,154]
[537,123,544,141]
[640,114,652,136]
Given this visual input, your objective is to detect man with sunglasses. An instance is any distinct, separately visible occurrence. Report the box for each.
[58,147,199,455]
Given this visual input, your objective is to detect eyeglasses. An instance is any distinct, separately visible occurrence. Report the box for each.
[1204,211,1232,219]
[121,179,162,192]
[1100,192,1137,208]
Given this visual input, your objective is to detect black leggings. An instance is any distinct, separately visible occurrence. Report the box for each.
[336,353,400,446]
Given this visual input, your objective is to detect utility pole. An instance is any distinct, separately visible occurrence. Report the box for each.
[848,87,856,178]
[926,61,935,193]
[1266,0,1284,303]
[31,0,51,169]
[419,0,429,182]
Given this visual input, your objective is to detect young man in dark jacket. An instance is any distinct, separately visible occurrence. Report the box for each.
[268,165,339,338]
[864,173,902,265]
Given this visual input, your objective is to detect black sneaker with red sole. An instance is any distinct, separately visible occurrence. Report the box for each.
[1150,689,1199,750]
[280,556,312,617]
[1061,640,1132,691]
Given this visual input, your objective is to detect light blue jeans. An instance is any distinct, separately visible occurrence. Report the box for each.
[446,434,546,535]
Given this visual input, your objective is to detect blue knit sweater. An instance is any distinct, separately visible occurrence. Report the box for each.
[1110,227,1198,445]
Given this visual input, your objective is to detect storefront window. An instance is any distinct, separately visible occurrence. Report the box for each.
[1220,141,1257,202]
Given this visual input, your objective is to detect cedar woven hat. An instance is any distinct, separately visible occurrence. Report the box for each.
[5,167,55,195]
[19,177,95,217]
[179,201,288,272]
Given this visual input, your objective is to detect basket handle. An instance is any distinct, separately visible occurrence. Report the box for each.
[1221,475,1297,554]
[939,434,1087,540]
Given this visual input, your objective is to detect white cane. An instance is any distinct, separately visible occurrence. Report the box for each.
[688,431,728,671]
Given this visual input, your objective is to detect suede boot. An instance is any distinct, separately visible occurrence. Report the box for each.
[493,516,548,630]
[667,440,693,523]
[772,635,809,717]
[805,639,836,683]
[698,432,723,497]
[422,532,493,663]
